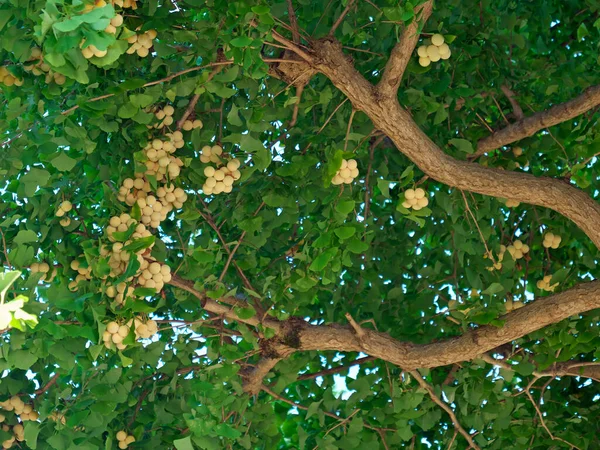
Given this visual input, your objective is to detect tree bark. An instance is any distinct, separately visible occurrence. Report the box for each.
[169,275,600,394]
[473,84,600,157]
[309,39,600,249]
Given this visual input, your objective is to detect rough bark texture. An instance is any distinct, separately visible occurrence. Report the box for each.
[474,84,600,157]
[309,39,600,249]
[377,0,434,97]
[169,274,600,393]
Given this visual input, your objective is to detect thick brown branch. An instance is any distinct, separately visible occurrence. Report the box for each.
[310,40,600,249]
[168,274,600,391]
[377,1,434,98]
[473,84,600,157]
[411,371,479,449]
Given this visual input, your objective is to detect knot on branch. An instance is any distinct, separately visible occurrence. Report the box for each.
[240,319,305,395]
[268,50,316,86]
[312,37,352,66]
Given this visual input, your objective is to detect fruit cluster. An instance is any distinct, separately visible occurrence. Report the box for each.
[202,159,242,195]
[0,397,38,421]
[199,144,224,164]
[68,258,93,291]
[136,259,172,292]
[103,321,130,350]
[30,262,51,279]
[132,317,159,339]
[55,201,72,218]
[113,0,138,8]
[0,68,23,87]
[126,29,157,57]
[182,118,204,131]
[401,188,429,210]
[506,239,529,260]
[105,13,123,34]
[1,423,24,449]
[537,275,558,292]
[331,159,359,185]
[48,411,67,425]
[151,105,175,128]
[104,282,135,305]
[417,34,451,67]
[116,430,136,449]
[22,47,67,85]
[81,41,108,59]
[142,132,185,181]
[543,232,561,249]
[156,184,187,210]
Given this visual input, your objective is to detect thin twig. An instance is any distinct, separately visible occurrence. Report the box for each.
[0,228,11,268]
[525,389,581,449]
[318,98,349,134]
[261,385,394,433]
[329,0,355,36]
[460,191,494,261]
[345,313,365,338]
[286,0,301,43]
[490,94,510,125]
[343,109,356,153]
[34,373,60,396]
[410,371,480,449]
[61,61,233,115]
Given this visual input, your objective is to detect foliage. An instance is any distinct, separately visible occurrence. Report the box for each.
[0,0,600,449]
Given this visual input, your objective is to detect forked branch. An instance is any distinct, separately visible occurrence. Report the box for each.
[473,84,600,158]
[377,0,434,98]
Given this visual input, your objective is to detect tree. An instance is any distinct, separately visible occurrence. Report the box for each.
[0,0,599,448]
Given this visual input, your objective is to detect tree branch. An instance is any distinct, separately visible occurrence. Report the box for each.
[329,0,355,36]
[310,40,600,249]
[168,273,600,393]
[500,84,524,120]
[410,370,479,449]
[377,0,434,98]
[61,61,233,115]
[473,84,600,157]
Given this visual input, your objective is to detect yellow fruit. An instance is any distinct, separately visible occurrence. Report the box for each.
[116,431,127,441]
[431,34,445,46]
[81,47,94,59]
[111,15,124,27]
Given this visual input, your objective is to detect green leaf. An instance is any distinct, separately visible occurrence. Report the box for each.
[309,247,338,271]
[449,138,474,153]
[230,36,253,47]
[23,422,40,450]
[119,351,133,367]
[334,227,356,240]
[336,200,355,215]
[305,400,322,420]
[577,23,589,42]
[13,230,38,245]
[123,236,155,253]
[215,423,242,439]
[173,436,194,450]
[234,306,256,319]
[51,152,78,171]
[482,282,504,296]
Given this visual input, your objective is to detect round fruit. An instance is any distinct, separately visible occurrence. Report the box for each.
[431,34,445,46]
